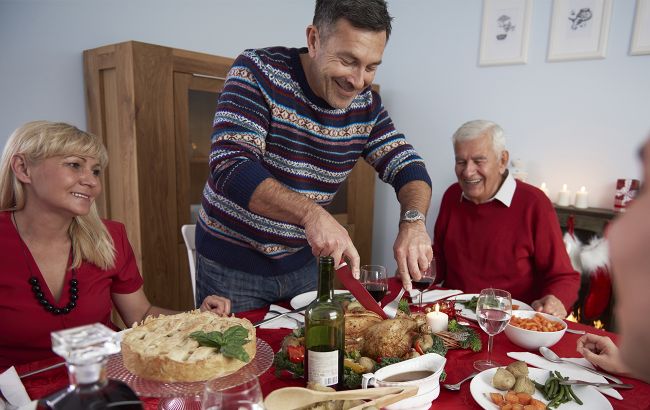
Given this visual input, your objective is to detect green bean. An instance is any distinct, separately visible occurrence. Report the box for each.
[567,385,584,405]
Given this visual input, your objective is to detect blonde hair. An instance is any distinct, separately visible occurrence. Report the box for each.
[0,120,116,269]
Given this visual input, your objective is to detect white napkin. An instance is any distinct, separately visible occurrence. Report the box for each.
[0,367,31,409]
[407,288,463,304]
[507,351,623,400]
[259,305,304,329]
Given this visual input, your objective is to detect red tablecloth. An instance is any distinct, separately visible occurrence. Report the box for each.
[15,280,650,409]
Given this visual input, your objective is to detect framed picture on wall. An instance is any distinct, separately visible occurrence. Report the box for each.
[547,0,613,61]
[479,0,533,66]
[631,0,650,55]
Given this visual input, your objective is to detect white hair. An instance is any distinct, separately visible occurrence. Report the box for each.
[452,119,506,156]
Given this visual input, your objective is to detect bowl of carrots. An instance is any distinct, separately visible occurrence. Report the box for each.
[504,311,566,350]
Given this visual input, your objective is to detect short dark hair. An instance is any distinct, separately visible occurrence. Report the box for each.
[313,0,393,40]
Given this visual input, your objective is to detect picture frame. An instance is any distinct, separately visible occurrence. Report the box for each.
[547,0,613,62]
[479,0,533,66]
[630,0,650,55]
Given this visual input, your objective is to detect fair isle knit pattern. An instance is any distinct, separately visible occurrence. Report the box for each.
[197,47,431,275]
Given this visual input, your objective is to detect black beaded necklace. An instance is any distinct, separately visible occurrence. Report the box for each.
[13,212,79,315]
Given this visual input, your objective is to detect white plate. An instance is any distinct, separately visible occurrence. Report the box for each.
[470,367,612,410]
[289,290,351,310]
[450,293,533,322]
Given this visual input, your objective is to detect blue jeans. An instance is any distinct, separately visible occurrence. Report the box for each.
[196,254,318,313]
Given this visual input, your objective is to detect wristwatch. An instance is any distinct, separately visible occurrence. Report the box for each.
[400,209,426,224]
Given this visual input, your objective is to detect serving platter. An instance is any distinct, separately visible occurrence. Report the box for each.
[106,339,273,398]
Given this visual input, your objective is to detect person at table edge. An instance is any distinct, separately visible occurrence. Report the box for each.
[576,134,650,383]
[0,121,231,368]
[433,120,580,317]
[195,0,433,312]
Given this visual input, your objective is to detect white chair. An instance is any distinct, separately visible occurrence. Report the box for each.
[181,224,197,306]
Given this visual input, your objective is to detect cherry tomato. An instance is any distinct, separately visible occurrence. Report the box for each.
[287,345,305,364]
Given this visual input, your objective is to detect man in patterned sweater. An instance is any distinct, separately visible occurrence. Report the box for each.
[196,0,433,312]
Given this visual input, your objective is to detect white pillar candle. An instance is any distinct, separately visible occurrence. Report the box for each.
[574,186,589,209]
[426,303,449,333]
[556,184,571,207]
[539,182,550,198]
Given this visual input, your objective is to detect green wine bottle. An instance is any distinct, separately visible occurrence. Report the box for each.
[304,256,345,389]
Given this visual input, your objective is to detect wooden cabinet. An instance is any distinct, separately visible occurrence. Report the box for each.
[84,41,375,311]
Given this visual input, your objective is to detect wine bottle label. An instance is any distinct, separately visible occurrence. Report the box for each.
[307,349,339,386]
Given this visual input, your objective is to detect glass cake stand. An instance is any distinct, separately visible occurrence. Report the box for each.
[106,339,274,399]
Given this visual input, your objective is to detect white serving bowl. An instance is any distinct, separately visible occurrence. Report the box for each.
[361,353,446,410]
[504,310,566,350]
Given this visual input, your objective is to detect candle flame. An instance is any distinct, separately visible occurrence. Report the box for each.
[541,182,547,189]
[434,303,440,312]
[562,184,568,191]
[580,186,586,193]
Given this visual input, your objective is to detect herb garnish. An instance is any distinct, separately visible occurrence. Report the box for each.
[190,325,251,362]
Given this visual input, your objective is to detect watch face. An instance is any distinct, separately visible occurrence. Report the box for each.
[403,210,424,221]
[406,210,419,218]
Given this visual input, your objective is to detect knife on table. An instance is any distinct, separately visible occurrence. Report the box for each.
[254,305,308,328]
[559,380,634,389]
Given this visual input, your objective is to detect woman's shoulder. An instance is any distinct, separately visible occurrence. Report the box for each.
[101,219,128,239]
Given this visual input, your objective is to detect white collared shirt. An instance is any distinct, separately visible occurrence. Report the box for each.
[460,170,516,207]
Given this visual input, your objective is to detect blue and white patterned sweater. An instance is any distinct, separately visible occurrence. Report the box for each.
[196,47,431,276]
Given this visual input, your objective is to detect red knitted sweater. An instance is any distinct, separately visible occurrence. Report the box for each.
[433,180,580,311]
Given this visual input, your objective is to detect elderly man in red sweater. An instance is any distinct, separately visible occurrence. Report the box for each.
[433,120,580,317]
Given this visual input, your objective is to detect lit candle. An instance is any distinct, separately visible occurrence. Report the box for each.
[426,303,449,333]
[556,184,571,207]
[539,182,550,198]
[574,186,589,209]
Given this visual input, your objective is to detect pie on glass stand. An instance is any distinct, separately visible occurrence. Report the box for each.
[121,310,256,382]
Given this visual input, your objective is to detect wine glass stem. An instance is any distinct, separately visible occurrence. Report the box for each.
[487,334,494,364]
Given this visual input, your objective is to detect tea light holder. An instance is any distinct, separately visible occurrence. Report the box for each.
[574,186,589,209]
[426,303,449,333]
[556,184,571,207]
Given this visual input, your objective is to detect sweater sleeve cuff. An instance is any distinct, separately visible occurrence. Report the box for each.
[392,164,432,194]
[222,161,273,209]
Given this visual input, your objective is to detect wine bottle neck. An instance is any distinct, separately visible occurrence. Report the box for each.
[316,256,335,300]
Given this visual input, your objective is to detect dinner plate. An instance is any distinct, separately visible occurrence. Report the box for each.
[450,293,533,322]
[470,367,612,410]
[290,290,352,310]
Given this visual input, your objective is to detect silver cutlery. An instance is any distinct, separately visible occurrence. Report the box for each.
[559,380,633,389]
[254,305,308,328]
[268,309,304,326]
[19,361,66,379]
[539,346,624,384]
[442,371,479,391]
[565,328,586,335]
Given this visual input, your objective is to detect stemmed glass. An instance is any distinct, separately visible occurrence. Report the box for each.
[412,257,437,309]
[201,377,265,409]
[474,288,512,371]
[361,265,388,305]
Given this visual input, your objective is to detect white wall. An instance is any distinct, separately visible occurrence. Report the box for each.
[1,0,649,274]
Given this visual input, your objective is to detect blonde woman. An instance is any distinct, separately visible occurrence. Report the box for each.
[0,121,231,368]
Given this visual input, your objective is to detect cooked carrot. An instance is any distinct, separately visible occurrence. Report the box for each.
[505,391,520,404]
[516,392,532,405]
[491,392,506,405]
[510,314,564,332]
